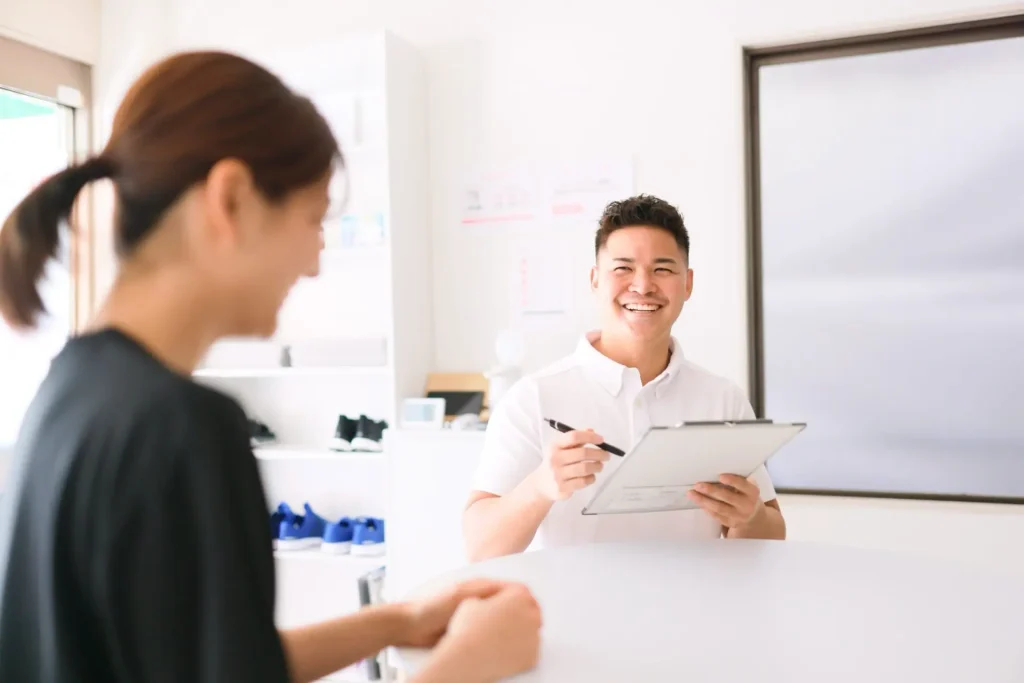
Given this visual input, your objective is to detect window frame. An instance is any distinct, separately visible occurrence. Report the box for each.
[0,35,93,331]
[742,13,1024,503]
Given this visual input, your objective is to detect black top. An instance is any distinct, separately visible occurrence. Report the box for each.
[0,329,288,682]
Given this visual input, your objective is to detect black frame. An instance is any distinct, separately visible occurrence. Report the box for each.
[743,13,1024,503]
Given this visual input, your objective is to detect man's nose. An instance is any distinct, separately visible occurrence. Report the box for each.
[629,270,655,295]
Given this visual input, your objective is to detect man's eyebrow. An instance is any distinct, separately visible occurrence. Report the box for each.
[611,256,679,264]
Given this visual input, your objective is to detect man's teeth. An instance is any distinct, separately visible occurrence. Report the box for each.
[624,304,660,311]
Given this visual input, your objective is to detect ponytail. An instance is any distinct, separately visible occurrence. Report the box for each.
[0,157,112,329]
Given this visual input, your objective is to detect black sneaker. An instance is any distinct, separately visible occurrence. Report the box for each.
[330,415,358,451]
[351,415,388,452]
[248,419,277,447]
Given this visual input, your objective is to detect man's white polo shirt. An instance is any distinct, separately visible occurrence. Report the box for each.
[473,331,776,550]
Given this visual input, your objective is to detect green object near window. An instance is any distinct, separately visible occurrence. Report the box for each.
[0,88,57,120]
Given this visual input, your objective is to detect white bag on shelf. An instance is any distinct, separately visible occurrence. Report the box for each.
[198,339,285,370]
[287,337,388,368]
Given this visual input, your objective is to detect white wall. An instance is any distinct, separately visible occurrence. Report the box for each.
[90,0,176,298]
[0,0,100,64]
[781,494,1024,578]
[93,0,1024,570]
[98,0,1022,381]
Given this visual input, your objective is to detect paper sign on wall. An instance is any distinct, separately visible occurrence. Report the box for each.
[460,174,541,226]
[547,162,634,222]
[516,244,570,316]
[461,160,633,228]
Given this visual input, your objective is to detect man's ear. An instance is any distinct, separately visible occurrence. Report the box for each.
[589,264,599,291]
[683,268,694,302]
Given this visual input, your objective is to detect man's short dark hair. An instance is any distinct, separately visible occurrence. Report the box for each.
[595,194,689,259]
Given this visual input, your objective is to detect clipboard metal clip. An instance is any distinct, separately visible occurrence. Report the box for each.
[673,419,775,428]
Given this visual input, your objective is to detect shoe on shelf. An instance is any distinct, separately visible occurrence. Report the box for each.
[277,503,327,551]
[330,415,358,452]
[322,516,355,554]
[351,415,388,452]
[269,502,297,550]
[249,418,277,447]
[351,517,386,556]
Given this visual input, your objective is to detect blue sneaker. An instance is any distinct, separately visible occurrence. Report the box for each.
[351,517,385,557]
[277,503,327,551]
[269,503,296,550]
[321,517,355,554]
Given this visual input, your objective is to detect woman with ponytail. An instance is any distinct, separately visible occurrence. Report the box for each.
[0,157,111,327]
[0,52,540,683]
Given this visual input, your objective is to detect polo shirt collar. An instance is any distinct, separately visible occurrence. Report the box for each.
[576,331,685,396]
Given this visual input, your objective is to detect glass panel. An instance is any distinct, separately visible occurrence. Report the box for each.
[0,87,75,448]
[757,34,1024,497]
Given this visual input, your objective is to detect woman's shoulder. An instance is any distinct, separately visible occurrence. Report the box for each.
[24,329,252,499]
[53,327,250,437]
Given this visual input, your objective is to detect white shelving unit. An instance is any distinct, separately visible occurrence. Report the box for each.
[192,33,430,662]
[254,445,384,462]
[194,366,391,379]
[274,548,386,567]
[195,31,432,443]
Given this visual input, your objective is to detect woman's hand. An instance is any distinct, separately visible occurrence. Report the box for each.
[409,581,543,683]
[398,578,517,648]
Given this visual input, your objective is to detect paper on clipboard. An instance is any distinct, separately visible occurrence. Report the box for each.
[582,421,806,516]
[601,485,695,513]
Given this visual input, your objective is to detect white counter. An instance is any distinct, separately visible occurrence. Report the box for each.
[397,540,1024,682]
[384,429,486,600]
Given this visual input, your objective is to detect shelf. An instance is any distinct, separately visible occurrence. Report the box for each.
[193,366,391,379]
[319,663,378,683]
[319,243,389,257]
[254,445,385,461]
[274,548,387,567]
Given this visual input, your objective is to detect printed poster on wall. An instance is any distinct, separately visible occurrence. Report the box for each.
[460,160,634,228]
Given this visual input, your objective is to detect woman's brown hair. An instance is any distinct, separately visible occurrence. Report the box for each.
[0,50,340,330]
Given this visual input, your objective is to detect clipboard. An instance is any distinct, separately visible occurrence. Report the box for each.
[581,420,806,515]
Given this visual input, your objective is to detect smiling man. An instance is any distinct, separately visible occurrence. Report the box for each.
[463,194,785,560]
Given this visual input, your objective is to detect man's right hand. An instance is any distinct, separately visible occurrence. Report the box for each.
[426,583,542,683]
[531,429,610,501]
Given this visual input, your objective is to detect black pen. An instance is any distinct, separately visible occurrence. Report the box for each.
[543,418,626,457]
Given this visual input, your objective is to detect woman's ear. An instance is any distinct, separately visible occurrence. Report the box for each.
[203,158,257,247]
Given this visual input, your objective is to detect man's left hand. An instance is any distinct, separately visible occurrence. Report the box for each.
[687,474,762,529]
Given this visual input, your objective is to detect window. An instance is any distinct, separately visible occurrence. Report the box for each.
[744,16,1024,501]
[0,38,90,453]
